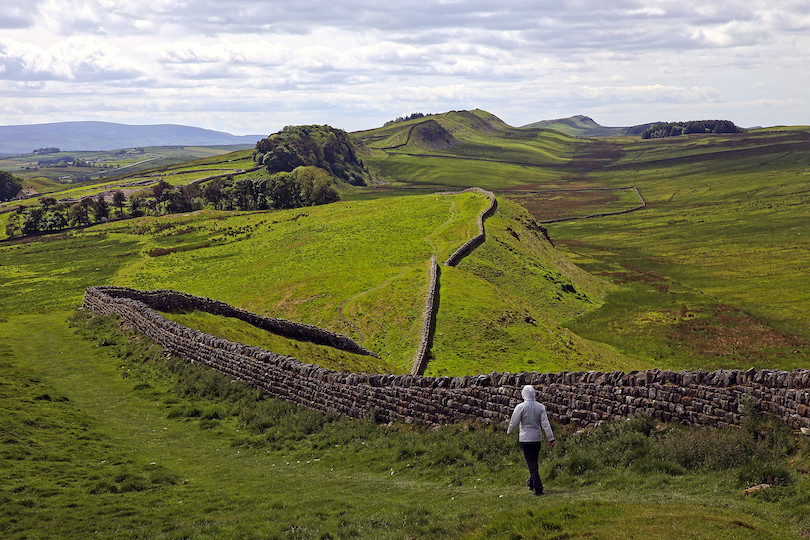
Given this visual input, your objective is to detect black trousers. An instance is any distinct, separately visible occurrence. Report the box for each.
[521,441,544,493]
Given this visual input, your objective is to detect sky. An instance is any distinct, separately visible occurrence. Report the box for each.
[1,0,809,135]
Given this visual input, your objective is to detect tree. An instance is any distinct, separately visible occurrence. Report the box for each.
[0,170,22,201]
[152,180,172,203]
[294,166,339,206]
[43,211,68,231]
[253,124,369,185]
[268,172,300,209]
[202,179,225,209]
[4,211,21,238]
[68,203,90,227]
[94,194,110,222]
[112,191,126,217]
[40,197,57,210]
[129,197,143,218]
[21,207,44,236]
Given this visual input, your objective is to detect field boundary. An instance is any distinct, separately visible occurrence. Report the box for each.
[522,186,646,224]
[84,285,810,430]
[410,187,497,375]
[411,256,439,376]
[443,187,497,267]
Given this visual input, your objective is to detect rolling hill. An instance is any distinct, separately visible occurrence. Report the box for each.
[0,121,265,155]
[521,115,655,137]
[2,109,810,539]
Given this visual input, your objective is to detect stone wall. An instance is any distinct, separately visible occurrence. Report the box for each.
[536,186,646,224]
[85,286,378,357]
[444,187,497,267]
[411,256,439,376]
[84,286,810,430]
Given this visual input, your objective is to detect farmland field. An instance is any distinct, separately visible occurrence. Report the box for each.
[2,112,810,538]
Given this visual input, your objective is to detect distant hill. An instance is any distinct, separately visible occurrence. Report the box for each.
[354,109,510,150]
[522,115,655,137]
[0,121,265,155]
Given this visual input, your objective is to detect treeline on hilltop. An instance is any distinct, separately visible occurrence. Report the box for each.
[641,120,744,139]
[253,125,369,186]
[3,166,338,239]
[383,112,428,126]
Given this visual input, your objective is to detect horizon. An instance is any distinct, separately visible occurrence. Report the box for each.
[1,1,808,135]
[0,113,790,138]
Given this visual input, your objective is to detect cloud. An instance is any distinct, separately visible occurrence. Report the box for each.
[0,1,808,132]
[0,37,144,81]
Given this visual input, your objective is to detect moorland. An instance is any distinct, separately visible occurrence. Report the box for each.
[1,109,809,538]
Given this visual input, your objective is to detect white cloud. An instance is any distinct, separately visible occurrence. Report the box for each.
[0,1,808,132]
[0,37,143,81]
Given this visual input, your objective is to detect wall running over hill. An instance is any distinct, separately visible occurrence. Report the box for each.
[84,286,810,430]
[410,187,497,375]
[444,187,497,267]
[411,256,439,376]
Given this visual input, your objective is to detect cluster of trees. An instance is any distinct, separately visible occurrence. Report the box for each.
[4,192,132,238]
[202,166,339,211]
[0,170,22,201]
[4,166,339,239]
[32,147,60,155]
[641,120,745,139]
[253,125,369,186]
[383,112,427,126]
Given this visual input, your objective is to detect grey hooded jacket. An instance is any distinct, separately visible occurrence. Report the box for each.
[507,385,555,443]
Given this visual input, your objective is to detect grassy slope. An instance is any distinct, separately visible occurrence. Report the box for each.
[545,131,810,370]
[3,113,810,538]
[1,312,806,539]
[1,189,623,375]
[357,113,810,371]
[356,110,583,191]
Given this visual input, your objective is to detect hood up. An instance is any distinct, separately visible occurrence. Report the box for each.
[522,385,536,402]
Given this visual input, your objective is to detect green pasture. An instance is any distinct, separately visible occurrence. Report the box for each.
[543,130,810,369]
[3,112,810,538]
[3,190,622,374]
[358,118,810,371]
[1,312,807,539]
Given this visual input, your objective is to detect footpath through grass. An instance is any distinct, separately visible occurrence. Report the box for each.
[1,311,808,539]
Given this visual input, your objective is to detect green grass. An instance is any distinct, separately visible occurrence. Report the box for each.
[3,112,810,537]
[5,190,617,374]
[161,309,401,374]
[1,312,807,539]
[542,130,810,369]
[357,115,810,371]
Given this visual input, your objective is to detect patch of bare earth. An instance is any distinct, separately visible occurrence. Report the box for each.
[668,304,808,361]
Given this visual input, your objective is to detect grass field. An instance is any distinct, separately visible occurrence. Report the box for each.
[356,117,810,371]
[1,189,626,374]
[1,312,807,539]
[3,111,810,538]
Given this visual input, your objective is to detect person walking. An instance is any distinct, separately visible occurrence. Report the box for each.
[507,384,555,496]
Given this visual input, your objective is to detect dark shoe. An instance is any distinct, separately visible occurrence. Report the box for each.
[534,490,544,496]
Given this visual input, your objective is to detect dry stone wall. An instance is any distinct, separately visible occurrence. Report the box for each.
[444,187,497,267]
[84,286,810,430]
[411,256,439,376]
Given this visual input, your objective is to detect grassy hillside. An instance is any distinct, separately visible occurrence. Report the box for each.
[3,111,810,539]
[3,312,807,539]
[535,130,810,371]
[0,190,627,374]
[354,110,584,192]
[521,115,654,137]
[354,111,810,371]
